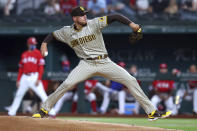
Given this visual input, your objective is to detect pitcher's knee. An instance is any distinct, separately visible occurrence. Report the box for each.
[129,76,137,81]
[125,75,137,83]
[124,76,138,87]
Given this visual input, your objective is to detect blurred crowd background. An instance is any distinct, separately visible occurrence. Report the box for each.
[0,0,197,23]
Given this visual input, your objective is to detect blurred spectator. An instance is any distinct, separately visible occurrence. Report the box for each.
[7,37,56,117]
[72,78,111,114]
[129,64,138,77]
[182,0,197,12]
[87,0,108,16]
[0,0,16,16]
[136,0,152,15]
[44,0,61,16]
[172,68,181,77]
[60,0,77,16]
[72,79,98,114]
[99,79,127,114]
[106,0,125,13]
[61,55,71,72]
[129,64,141,85]
[79,0,89,8]
[175,64,197,115]
[159,63,168,73]
[129,0,137,11]
[164,0,178,15]
[151,63,177,115]
[150,0,170,14]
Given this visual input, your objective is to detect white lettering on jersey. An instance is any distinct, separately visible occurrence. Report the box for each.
[156,83,170,88]
[22,57,37,64]
[71,34,96,47]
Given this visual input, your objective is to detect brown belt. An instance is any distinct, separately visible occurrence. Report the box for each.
[85,54,108,60]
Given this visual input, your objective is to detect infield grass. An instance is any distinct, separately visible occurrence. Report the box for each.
[58,117,197,131]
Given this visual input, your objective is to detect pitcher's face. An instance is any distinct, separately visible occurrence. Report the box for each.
[74,15,87,26]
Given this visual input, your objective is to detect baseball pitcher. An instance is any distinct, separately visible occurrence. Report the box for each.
[8,37,56,116]
[32,6,171,121]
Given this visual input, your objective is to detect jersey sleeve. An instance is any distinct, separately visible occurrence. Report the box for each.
[92,16,108,30]
[17,54,24,81]
[52,26,70,44]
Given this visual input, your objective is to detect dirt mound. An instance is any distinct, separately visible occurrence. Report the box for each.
[0,116,175,131]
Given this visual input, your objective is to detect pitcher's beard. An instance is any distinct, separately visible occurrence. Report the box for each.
[78,21,87,27]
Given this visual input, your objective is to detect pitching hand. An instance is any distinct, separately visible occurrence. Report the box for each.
[129,23,143,44]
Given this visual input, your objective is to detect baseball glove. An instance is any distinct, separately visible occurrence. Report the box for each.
[129,26,143,44]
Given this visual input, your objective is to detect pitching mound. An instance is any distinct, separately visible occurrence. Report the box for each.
[0,116,174,131]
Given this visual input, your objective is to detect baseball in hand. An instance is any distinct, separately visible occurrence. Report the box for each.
[44,51,48,57]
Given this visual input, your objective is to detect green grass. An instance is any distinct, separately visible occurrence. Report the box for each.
[58,117,197,131]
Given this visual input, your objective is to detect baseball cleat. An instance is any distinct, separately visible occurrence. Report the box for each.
[32,113,42,118]
[148,110,172,121]
[32,108,48,118]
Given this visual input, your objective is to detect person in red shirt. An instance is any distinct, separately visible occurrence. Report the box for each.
[151,63,177,115]
[72,79,98,114]
[129,0,137,11]
[72,78,111,114]
[8,37,56,116]
[59,0,77,15]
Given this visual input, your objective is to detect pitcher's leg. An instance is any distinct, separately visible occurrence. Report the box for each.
[42,61,95,112]
[98,62,156,114]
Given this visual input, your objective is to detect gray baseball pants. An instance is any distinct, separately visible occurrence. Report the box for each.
[42,58,155,114]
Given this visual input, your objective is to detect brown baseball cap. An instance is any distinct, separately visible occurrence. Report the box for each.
[71,6,88,17]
